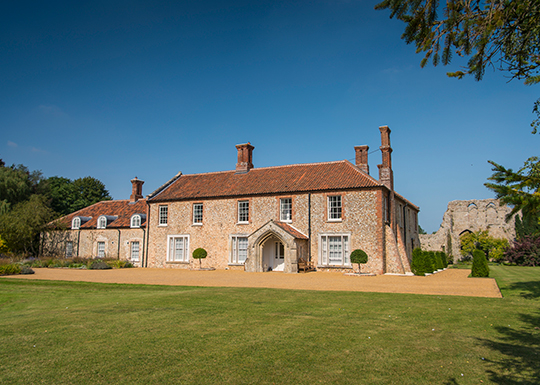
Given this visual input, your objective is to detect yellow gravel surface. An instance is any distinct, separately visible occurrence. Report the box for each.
[4,267,502,298]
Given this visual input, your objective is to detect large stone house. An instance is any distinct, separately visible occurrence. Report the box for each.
[143,126,419,274]
[51,126,419,275]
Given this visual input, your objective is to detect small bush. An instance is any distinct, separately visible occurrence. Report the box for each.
[0,264,22,276]
[504,235,540,266]
[471,249,489,277]
[193,248,208,269]
[350,249,368,273]
[89,260,112,270]
[424,251,436,274]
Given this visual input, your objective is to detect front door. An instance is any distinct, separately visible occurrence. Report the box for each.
[273,241,285,271]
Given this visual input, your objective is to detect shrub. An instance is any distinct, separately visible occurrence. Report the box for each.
[89,260,112,270]
[504,235,540,266]
[350,249,368,273]
[0,264,21,276]
[20,266,35,274]
[424,251,436,274]
[411,248,426,276]
[192,248,208,269]
[471,249,489,277]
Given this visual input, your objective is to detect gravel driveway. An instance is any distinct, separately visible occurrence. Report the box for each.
[4,267,502,298]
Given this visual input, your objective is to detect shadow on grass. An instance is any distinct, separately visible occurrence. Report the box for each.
[477,311,540,384]
[506,280,540,300]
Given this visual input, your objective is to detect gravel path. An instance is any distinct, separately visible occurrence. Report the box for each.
[4,267,502,298]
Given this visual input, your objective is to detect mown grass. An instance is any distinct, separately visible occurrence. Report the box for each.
[1,266,539,384]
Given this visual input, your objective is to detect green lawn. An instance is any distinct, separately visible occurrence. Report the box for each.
[1,266,539,384]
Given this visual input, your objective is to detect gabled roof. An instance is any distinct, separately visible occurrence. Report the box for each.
[149,160,383,202]
[58,199,147,229]
[273,221,309,240]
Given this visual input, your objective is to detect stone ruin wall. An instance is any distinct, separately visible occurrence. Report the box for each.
[419,199,515,261]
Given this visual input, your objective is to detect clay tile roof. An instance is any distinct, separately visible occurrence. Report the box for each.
[274,221,309,240]
[150,160,382,202]
[58,199,147,229]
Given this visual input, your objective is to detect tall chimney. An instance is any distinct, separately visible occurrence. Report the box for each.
[235,143,254,173]
[130,177,144,202]
[354,145,369,174]
[377,125,393,190]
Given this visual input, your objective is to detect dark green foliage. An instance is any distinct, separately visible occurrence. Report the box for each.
[471,249,490,277]
[485,157,540,221]
[515,213,540,239]
[411,248,426,276]
[418,225,427,234]
[446,233,453,261]
[43,176,112,216]
[192,248,208,259]
[350,249,369,273]
[193,248,208,269]
[435,252,446,269]
[425,251,436,274]
[89,260,112,270]
[0,195,55,255]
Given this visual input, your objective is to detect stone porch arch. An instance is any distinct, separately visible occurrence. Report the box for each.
[244,220,308,273]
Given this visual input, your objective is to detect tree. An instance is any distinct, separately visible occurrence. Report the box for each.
[192,248,208,270]
[515,212,540,239]
[471,249,490,277]
[460,230,508,261]
[350,249,369,273]
[0,195,55,255]
[418,225,427,234]
[375,0,540,132]
[484,157,540,221]
[41,176,112,215]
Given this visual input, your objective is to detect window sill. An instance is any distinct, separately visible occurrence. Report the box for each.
[166,261,190,264]
[237,222,249,225]
[158,224,168,227]
[317,265,352,269]
[228,263,245,266]
[280,220,292,223]
[327,219,342,223]
[192,223,203,226]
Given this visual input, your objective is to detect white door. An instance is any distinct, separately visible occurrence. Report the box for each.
[273,241,285,271]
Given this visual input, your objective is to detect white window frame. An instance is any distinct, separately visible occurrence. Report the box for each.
[72,217,81,230]
[97,216,107,229]
[230,235,248,264]
[319,234,350,267]
[238,200,249,224]
[97,241,106,258]
[280,198,292,222]
[65,241,73,258]
[131,241,140,262]
[131,215,141,228]
[328,196,342,221]
[167,235,190,263]
[159,205,168,226]
[193,203,203,225]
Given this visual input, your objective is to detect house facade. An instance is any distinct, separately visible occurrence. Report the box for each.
[143,126,419,274]
[47,178,148,267]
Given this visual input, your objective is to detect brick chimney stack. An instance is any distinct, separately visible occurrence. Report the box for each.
[354,145,369,174]
[377,125,393,190]
[235,142,254,173]
[130,177,144,202]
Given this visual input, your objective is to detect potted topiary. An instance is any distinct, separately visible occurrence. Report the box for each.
[350,249,368,274]
[192,248,208,270]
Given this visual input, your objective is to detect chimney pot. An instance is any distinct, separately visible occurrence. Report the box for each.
[378,125,393,190]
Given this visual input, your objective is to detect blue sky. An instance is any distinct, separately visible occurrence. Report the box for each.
[1,0,538,233]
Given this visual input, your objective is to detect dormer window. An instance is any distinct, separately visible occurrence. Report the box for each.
[97,216,107,229]
[72,217,81,230]
[131,215,141,228]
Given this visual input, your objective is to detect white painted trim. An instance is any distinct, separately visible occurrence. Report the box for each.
[166,234,190,262]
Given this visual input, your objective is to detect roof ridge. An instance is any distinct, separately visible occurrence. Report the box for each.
[179,160,349,177]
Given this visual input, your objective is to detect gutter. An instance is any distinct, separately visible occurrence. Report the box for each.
[117,229,121,260]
